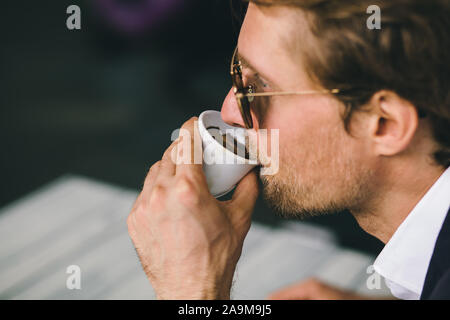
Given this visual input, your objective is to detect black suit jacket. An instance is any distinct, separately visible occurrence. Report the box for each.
[420,208,450,299]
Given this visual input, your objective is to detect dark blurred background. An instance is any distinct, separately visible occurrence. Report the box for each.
[0,0,383,254]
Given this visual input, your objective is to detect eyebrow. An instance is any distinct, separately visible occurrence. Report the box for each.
[236,50,278,89]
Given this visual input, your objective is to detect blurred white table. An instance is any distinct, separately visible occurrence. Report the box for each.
[0,175,391,299]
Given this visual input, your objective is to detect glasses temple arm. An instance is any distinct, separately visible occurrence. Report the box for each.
[236,89,340,99]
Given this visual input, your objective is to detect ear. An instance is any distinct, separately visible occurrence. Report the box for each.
[366,91,419,157]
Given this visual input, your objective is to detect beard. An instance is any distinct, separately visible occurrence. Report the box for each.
[255,103,377,220]
[259,148,375,219]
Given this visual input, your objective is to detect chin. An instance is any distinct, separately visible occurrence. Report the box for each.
[260,170,351,219]
[260,173,309,219]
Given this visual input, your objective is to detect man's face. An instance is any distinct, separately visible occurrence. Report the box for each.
[221,4,376,217]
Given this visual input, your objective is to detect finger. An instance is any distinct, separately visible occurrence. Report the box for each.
[133,161,161,214]
[175,117,204,177]
[157,139,179,178]
[229,168,259,214]
[128,193,143,225]
[143,161,162,191]
[222,169,259,235]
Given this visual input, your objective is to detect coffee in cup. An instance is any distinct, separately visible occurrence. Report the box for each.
[206,126,251,160]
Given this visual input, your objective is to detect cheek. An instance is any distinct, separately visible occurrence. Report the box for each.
[262,97,341,145]
[265,98,349,167]
[254,96,351,172]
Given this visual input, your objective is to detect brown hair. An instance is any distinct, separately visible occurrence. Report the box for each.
[245,0,450,167]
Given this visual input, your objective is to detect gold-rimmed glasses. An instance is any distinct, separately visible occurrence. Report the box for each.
[230,46,340,129]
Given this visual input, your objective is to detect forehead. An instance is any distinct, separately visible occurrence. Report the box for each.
[237,3,313,90]
[238,4,292,60]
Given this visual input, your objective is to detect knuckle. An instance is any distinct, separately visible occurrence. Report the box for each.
[147,161,159,175]
[127,208,142,241]
[126,210,134,226]
[175,174,194,191]
[126,214,133,231]
[163,145,173,157]
[144,162,161,184]
[132,201,147,223]
[127,215,137,238]
[151,161,161,171]
[181,168,204,186]
[127,195,142,226]
[175,175,201,207]
[148,184,166,211]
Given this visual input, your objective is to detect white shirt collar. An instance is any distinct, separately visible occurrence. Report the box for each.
[373,166,450,300]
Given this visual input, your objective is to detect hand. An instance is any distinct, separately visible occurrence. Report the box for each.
[127,117,259,300]
[267,278,376,300]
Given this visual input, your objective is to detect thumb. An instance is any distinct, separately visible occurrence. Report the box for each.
[228,168,259,216]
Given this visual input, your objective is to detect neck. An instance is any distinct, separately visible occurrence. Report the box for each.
[351,158,445,244]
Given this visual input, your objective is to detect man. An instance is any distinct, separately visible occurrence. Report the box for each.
[127,0,450,300]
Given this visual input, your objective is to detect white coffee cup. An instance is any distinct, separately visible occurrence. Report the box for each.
[198,110,258,198]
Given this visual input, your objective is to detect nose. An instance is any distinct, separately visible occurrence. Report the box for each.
[221,88,246,128]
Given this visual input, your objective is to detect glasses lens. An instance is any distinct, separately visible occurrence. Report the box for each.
[232,65,244,88]
[237,94,253,129]
[231,48,253,128]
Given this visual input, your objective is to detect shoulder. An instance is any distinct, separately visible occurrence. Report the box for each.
[427,269,450,299]
[421,208,450,299]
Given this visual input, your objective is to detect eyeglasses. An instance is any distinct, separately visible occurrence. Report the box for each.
[230,46,340,129]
